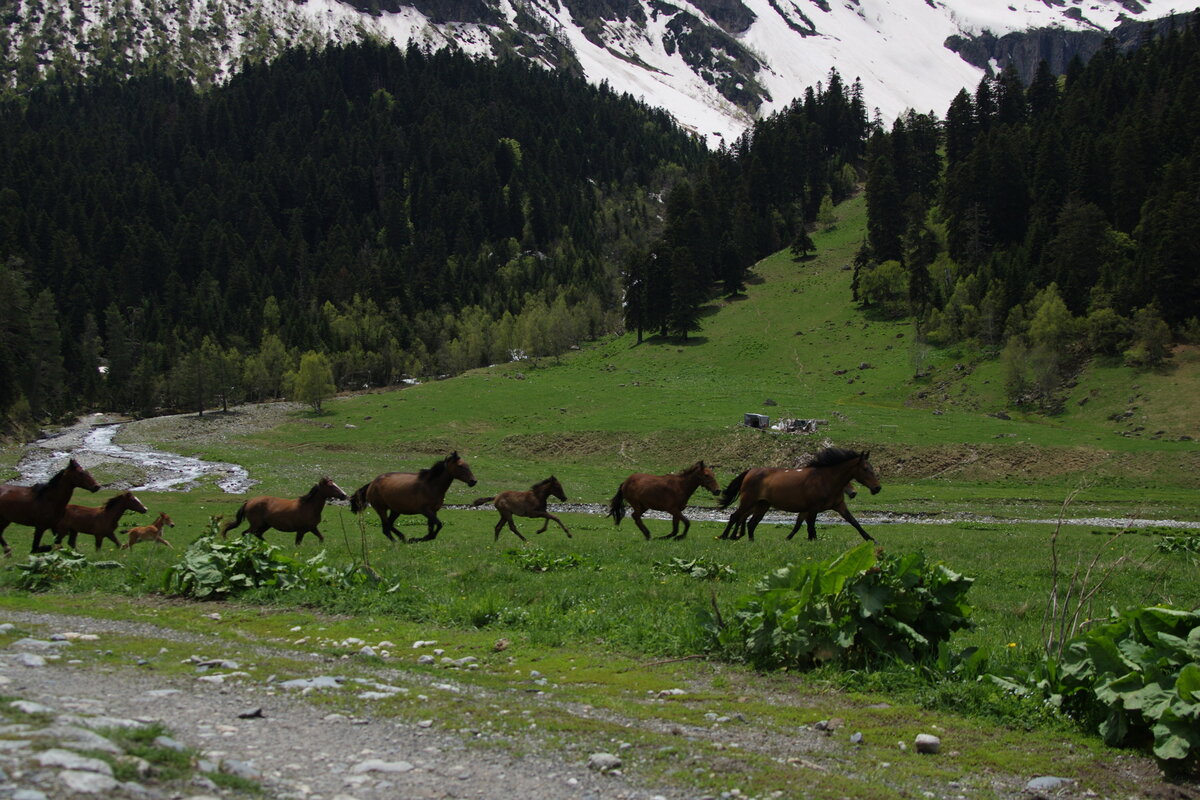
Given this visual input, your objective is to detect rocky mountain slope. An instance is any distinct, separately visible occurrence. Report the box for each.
[3,0,1197,141]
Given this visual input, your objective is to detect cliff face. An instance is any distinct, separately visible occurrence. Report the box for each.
[945,13,1193,83]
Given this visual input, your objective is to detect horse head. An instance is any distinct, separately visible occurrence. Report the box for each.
[854,452,882,495]
[447,452,477,487]
[158,512,175,528]
[124,491,148,514]
[319,477,349,501]
[696,461,721,496]
[67,459,101,493]
[547,476,567,502]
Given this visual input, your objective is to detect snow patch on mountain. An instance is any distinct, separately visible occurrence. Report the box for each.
[5,0,1198,143]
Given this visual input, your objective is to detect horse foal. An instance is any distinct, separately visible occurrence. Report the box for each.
[123,512,175,549]
[473,476,570,542]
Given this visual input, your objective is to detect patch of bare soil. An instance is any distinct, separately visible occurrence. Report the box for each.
[115,402,306,448]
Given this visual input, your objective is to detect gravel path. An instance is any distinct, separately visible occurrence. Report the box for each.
[0,609,683,800]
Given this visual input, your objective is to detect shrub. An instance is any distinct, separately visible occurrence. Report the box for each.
[653,556,736,581]
[994,606,1200,765]
[14,548,90,591]
[163,531,367,599]
[702,543,974,670]
[504,547,586,572]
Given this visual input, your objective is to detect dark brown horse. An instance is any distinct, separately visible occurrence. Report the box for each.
[607,461,721,540]
[221,477,348,545]
[718,448,881,542]
[55,490,148,551]
[123,512,175,549]
[473,476,570,542]
[0,459,101,556]
[349,452,477,543]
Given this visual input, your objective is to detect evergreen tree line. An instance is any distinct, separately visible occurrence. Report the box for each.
[0,41,705,431]
[860,14,1200,408]
[622,70,869,341]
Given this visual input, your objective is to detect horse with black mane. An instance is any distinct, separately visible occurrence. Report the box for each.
[607,461,721,540]
[0,459,101,556]
[349,452,477,543]
[718,448,881,542]
[221,477,348,545]
[473,476,570,542]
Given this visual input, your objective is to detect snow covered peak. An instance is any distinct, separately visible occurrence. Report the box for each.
[5,0,1197,143]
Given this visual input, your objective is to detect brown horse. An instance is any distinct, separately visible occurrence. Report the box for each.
[473,476,570,542]
[221,477,348,545]
[54,490,148,551]
[349,452,477,543]
[0,459,101,556]
[122,512,175,549]
[607,461,721,540]
[718,448,881,542]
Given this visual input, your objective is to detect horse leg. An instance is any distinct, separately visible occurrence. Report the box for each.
[0,521,11,557]
[718,510,740,540]
[381,509,407,543]
[806,512,819,541]
[785,514,803,539]
[545,512,570,538]
[674,514,691,540]
[506,518,527,543]
[417,513,442,542]
[493,516,506,542]
[835,503,875,542]
[630,510,653,540]
[655,515,679,540]
[744,506,768,541]
[31,528,51,554]
[102,531,120,551]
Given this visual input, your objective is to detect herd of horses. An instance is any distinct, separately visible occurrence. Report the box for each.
[0,447,882,557]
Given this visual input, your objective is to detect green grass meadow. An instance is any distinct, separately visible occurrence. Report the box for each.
[1,194,1198,796]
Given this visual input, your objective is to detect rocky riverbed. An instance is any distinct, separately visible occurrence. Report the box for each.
[0,612,683,800]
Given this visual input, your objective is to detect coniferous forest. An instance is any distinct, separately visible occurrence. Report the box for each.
[0,39,867,433]
[0,42,706,427]
[860,13,1200,409]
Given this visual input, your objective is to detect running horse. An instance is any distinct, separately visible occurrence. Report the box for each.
[607,461,721,540]
[221,477,348,545]
[123,512,175,549]
[473,476,570,542]
[349,452,477,543]
[54,490,148,551]
[718,448,881,542]
[0,459,101,556]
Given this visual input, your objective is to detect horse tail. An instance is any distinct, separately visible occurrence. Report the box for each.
[607,490,625,525]
[718,471,748,509]
[220,505,245,537]
[349,484,370,514]
[472,496,495,507]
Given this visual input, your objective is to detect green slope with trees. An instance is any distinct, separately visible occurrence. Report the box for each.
[860,12,1200,414]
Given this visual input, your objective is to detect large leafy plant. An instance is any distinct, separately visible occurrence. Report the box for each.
[997,606,1200,765]
[13,548,90,592]
[653,556,737,581]
[704,543,974,669]
[164,528,366,599]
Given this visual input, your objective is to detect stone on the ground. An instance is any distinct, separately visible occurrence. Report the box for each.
[914,734,941,754]
[350,758,414,774]
[588,752,622,772]
[1026,776,1074,791]
[37,748,114,774]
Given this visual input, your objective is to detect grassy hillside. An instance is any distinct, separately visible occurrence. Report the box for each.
[126,193,1198,521]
